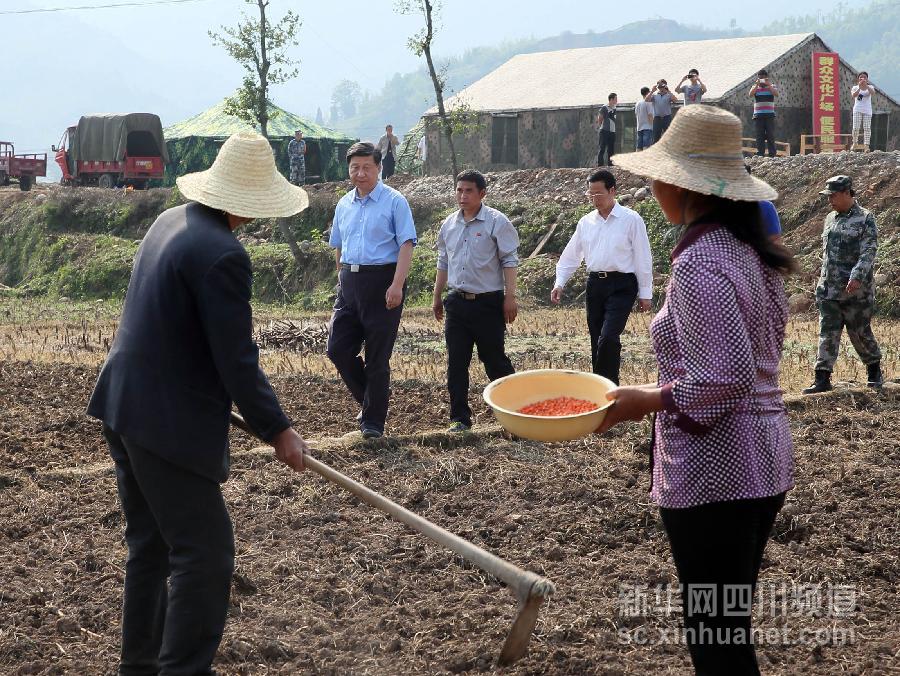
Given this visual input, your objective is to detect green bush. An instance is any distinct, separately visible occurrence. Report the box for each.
[248,240,336,304]
[39,188,170,238]
[47,235,139,297]
[633,199,679,277]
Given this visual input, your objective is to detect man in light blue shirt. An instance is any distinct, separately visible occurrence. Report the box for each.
[327,142,417,438]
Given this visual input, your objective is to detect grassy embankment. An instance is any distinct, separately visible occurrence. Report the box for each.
[0,187,676,310]
[3,182,896,316]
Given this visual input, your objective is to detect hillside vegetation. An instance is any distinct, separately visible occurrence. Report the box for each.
[1,150,898,316]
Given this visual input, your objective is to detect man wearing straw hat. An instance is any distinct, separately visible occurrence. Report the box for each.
[88,130,311,675]
[599,105,797,675]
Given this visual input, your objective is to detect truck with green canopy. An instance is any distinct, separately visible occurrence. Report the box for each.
[53,113,168,189]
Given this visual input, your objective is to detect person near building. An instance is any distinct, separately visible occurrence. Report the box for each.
[377,124,401,179]
[327,142,417,438]
[416,134,427,175]
[87,130,311,675]
[597,93,618,166]
[803,175,884,394]
[851,71,876,150]
[604,104,798,675]
[635,87,655,150]
[646,79,679,142]
[432,170,519,432]
[287,129,307,185]
[551,168,653,384]
[675,68,707,105]
[749,69,779,157]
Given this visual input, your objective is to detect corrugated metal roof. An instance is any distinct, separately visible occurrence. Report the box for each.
[165,98,356,141]
[425,33,815,114]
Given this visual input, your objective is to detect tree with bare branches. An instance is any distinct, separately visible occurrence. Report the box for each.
[210,0,303,262]
[209,0,300,138]
[395,0,459,178]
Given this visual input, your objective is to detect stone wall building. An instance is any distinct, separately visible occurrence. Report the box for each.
[420,33,900,174]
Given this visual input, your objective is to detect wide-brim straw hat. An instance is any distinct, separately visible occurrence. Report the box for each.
[613,105,778,202]
[176,130,309,218]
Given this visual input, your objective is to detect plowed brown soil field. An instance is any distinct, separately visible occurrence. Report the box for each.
[1,306,898,675]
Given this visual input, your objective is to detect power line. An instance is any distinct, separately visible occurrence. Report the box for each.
[0,0,208,15]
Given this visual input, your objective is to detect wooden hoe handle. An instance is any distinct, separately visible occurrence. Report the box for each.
[230,412,555,602]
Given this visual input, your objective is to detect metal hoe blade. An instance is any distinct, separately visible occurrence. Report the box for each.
[499,581,550,666]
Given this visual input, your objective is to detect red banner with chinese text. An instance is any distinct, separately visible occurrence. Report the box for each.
[812,52,841,144]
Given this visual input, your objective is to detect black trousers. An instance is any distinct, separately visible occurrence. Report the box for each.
[660,493,786,676]
[586,272,637,384]
[444,291,514,427]
[754,116,776,157]
[382,153,396,179]
[327,266,404,433]
[105,426,234,676]
[653,114,672,142]
[597,130,616,166]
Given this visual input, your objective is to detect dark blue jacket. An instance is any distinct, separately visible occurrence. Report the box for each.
[87,202,290,482]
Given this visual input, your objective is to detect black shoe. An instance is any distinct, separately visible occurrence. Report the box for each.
[361,426,383,439]
[867,362,884,389]
[802,370,832,394]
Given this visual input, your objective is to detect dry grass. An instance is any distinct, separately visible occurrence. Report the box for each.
[3,299,895,395]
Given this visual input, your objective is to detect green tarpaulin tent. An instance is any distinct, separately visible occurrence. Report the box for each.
[164,99,357,185]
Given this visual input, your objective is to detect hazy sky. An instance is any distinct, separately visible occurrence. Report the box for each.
[2,0,868,166]
[7,0,865,122]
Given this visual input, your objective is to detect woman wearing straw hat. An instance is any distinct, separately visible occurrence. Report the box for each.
[88,130,311,675]
[597,105,798,674]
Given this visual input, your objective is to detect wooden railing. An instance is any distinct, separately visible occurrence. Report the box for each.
[799,134,868,155]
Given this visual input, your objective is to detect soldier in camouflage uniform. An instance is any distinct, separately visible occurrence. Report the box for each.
[287,130,306,186]
[803,175,884,393]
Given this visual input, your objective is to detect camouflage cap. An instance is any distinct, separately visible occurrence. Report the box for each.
[819,175,853,195]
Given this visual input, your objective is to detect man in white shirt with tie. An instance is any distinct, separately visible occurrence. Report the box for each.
[551,169,653,384]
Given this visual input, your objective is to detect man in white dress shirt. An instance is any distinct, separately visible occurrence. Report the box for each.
[551,169,653,384]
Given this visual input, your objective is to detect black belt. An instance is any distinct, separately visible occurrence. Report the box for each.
[588,270,634,279]
[451,289,503,300]
[340,263,396,272]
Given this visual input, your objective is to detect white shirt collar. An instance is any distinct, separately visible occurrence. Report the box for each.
[594,201,624,222]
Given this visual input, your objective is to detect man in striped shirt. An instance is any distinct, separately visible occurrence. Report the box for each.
[749,69,779,157]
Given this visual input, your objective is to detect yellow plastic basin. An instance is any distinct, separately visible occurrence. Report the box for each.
[482,369,616,442]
